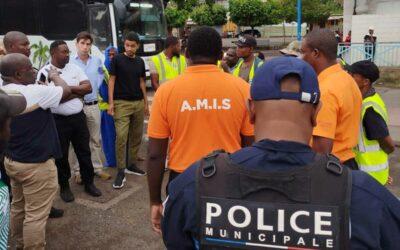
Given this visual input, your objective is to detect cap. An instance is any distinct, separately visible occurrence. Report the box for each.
[251,56,320,104]
[0,89,26,118]
[348,60,380,83]
[280,41,301,57]
[369,26,375,30]
[233,35,257,48]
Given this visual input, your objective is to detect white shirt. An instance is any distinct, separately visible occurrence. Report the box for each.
[37,63,89,116]
[1,83,63,112]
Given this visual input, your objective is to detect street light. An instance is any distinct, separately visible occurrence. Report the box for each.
[297,0,302,41]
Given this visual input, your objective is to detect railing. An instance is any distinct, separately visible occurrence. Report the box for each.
[338,42,400,67]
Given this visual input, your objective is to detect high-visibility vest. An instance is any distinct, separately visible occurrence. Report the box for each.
[151,52,186,83]
[232,57,263,84]
[355,93,389,185]
[98,66,110,111]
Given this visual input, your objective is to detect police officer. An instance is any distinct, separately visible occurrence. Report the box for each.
[349,60,395,185]
[149,36,186,91]
[232,35,263,84]
[161,56,400,249]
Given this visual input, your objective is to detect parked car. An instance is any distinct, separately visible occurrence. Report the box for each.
[236,29,262,38]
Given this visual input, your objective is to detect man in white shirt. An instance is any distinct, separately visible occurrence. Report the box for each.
[0,53,72,249]
[37,40,102,202]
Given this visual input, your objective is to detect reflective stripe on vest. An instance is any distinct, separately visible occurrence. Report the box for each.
[355,93,389,185]
[151,53,186,83]
[232,58,263,84]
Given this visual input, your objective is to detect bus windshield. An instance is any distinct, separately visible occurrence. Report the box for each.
[115,0,167,38]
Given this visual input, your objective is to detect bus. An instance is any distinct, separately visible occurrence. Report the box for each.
[0,0,167,79]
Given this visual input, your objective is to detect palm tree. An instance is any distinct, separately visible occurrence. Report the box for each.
[31,41,50,69]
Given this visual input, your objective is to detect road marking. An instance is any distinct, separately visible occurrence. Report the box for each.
[75,185,142,211]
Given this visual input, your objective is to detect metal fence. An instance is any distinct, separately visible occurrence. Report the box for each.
[338,43,400,67]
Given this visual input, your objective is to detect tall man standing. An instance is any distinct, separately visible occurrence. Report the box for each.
[1,53,72,250]
[300,28,362,168]
[232,35,263,84]
[149,36,186,91]
[37,41,102,202]
[108,32,148,189]
[70,31,111,182]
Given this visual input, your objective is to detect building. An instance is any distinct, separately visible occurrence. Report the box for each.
[343,0,400,43]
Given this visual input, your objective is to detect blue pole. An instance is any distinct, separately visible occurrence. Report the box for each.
[297,0,302,41]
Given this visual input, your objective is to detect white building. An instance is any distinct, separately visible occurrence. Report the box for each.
[343,0,400,43]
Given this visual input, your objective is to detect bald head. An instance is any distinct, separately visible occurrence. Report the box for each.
[3,31,31,57]
[0,53,36,85]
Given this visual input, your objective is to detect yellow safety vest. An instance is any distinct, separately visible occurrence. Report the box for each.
[98,66,110,111]
[355,93,389,185]
[151,52,186,83]
[232,58,263,84]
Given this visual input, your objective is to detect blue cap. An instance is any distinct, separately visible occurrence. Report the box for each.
[251,56,320,104]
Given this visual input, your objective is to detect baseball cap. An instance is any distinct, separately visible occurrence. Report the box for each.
[348,60,380,83]
[280,40,301,57]
[0,89,26,119]
[251,56,320,104]
[233,35,257,48]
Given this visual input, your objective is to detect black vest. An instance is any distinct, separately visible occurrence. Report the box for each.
[5,108,62,163]
[196,151,351,250]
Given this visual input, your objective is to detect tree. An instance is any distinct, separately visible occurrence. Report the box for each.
[165,5,189,30]
[173,0,199,11]
[191,4,227,26]
[229,0,274,32]
[31,41,49,69]
[211,4,228,26]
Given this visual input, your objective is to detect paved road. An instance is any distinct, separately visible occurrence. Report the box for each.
[40,86,400,249]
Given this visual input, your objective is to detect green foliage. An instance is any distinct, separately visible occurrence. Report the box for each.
[191,4,214,26]
[172,0,199,11]
[229,0,277,29]
[205,0,215,6]
[30,41,49,69]
[165,5,189,28]
[211,4,228,26]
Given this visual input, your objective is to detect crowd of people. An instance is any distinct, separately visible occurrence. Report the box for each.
[0,26,399,249]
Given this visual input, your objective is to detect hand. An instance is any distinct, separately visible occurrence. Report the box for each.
[150,203,163,235]
[46,67,61,82]
[107,103,114,116]
[144,103,150,117]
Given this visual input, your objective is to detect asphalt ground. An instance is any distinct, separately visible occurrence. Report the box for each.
[37,87,400,250]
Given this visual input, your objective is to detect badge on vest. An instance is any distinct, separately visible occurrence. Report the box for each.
[200,197,341,249]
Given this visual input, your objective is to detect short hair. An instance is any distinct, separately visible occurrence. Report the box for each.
[3,31,27,51]
[0,53,29,77]
[124,32,140,43]
[304,28,338,61]
[165,36,179,48]
[187,26,222,62]
[76,31,93,43]
[50,40,67,54]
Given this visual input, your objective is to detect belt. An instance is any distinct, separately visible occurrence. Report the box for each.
[84,101,98,106]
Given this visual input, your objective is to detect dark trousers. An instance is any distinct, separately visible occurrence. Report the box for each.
[166,170,180,196]
[54,111,94,186]
[343,158,359,170]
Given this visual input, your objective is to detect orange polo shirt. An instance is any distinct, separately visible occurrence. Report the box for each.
[313,64,362,162]
[148,65,254,173]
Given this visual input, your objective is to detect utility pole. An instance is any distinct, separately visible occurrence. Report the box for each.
[297,0,302,41]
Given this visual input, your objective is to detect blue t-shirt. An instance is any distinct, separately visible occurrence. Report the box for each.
[162,139,400,249]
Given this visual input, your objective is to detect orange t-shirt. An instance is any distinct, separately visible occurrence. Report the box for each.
[148,65,254,173]
[313,64,362,162]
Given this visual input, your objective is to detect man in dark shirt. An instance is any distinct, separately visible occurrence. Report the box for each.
[364,27,377,61]
[349,60,395,185]
[108,32,148,189]
[162,56,400,249]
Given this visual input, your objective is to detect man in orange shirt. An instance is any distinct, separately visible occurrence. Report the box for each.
[300,28,362,169]
[146,26,254,234]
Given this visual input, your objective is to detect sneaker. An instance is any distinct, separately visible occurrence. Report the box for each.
[96,171,112,180]
[60,183,75,203]
[113,170,126,189]
[125,164,146,176]
[84,183,102,197]
[49,207,64,219]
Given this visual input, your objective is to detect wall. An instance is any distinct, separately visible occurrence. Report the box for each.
[351,14,400,43]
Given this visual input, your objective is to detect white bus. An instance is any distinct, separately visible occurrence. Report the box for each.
[0,0,167,79]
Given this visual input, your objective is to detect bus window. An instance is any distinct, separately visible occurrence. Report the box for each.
[88,4,113,51]
[0,0,39,34]
[40,0,87,40]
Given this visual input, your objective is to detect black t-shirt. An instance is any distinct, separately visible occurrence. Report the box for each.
[110,53,145,101]
[363,107,389,140]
